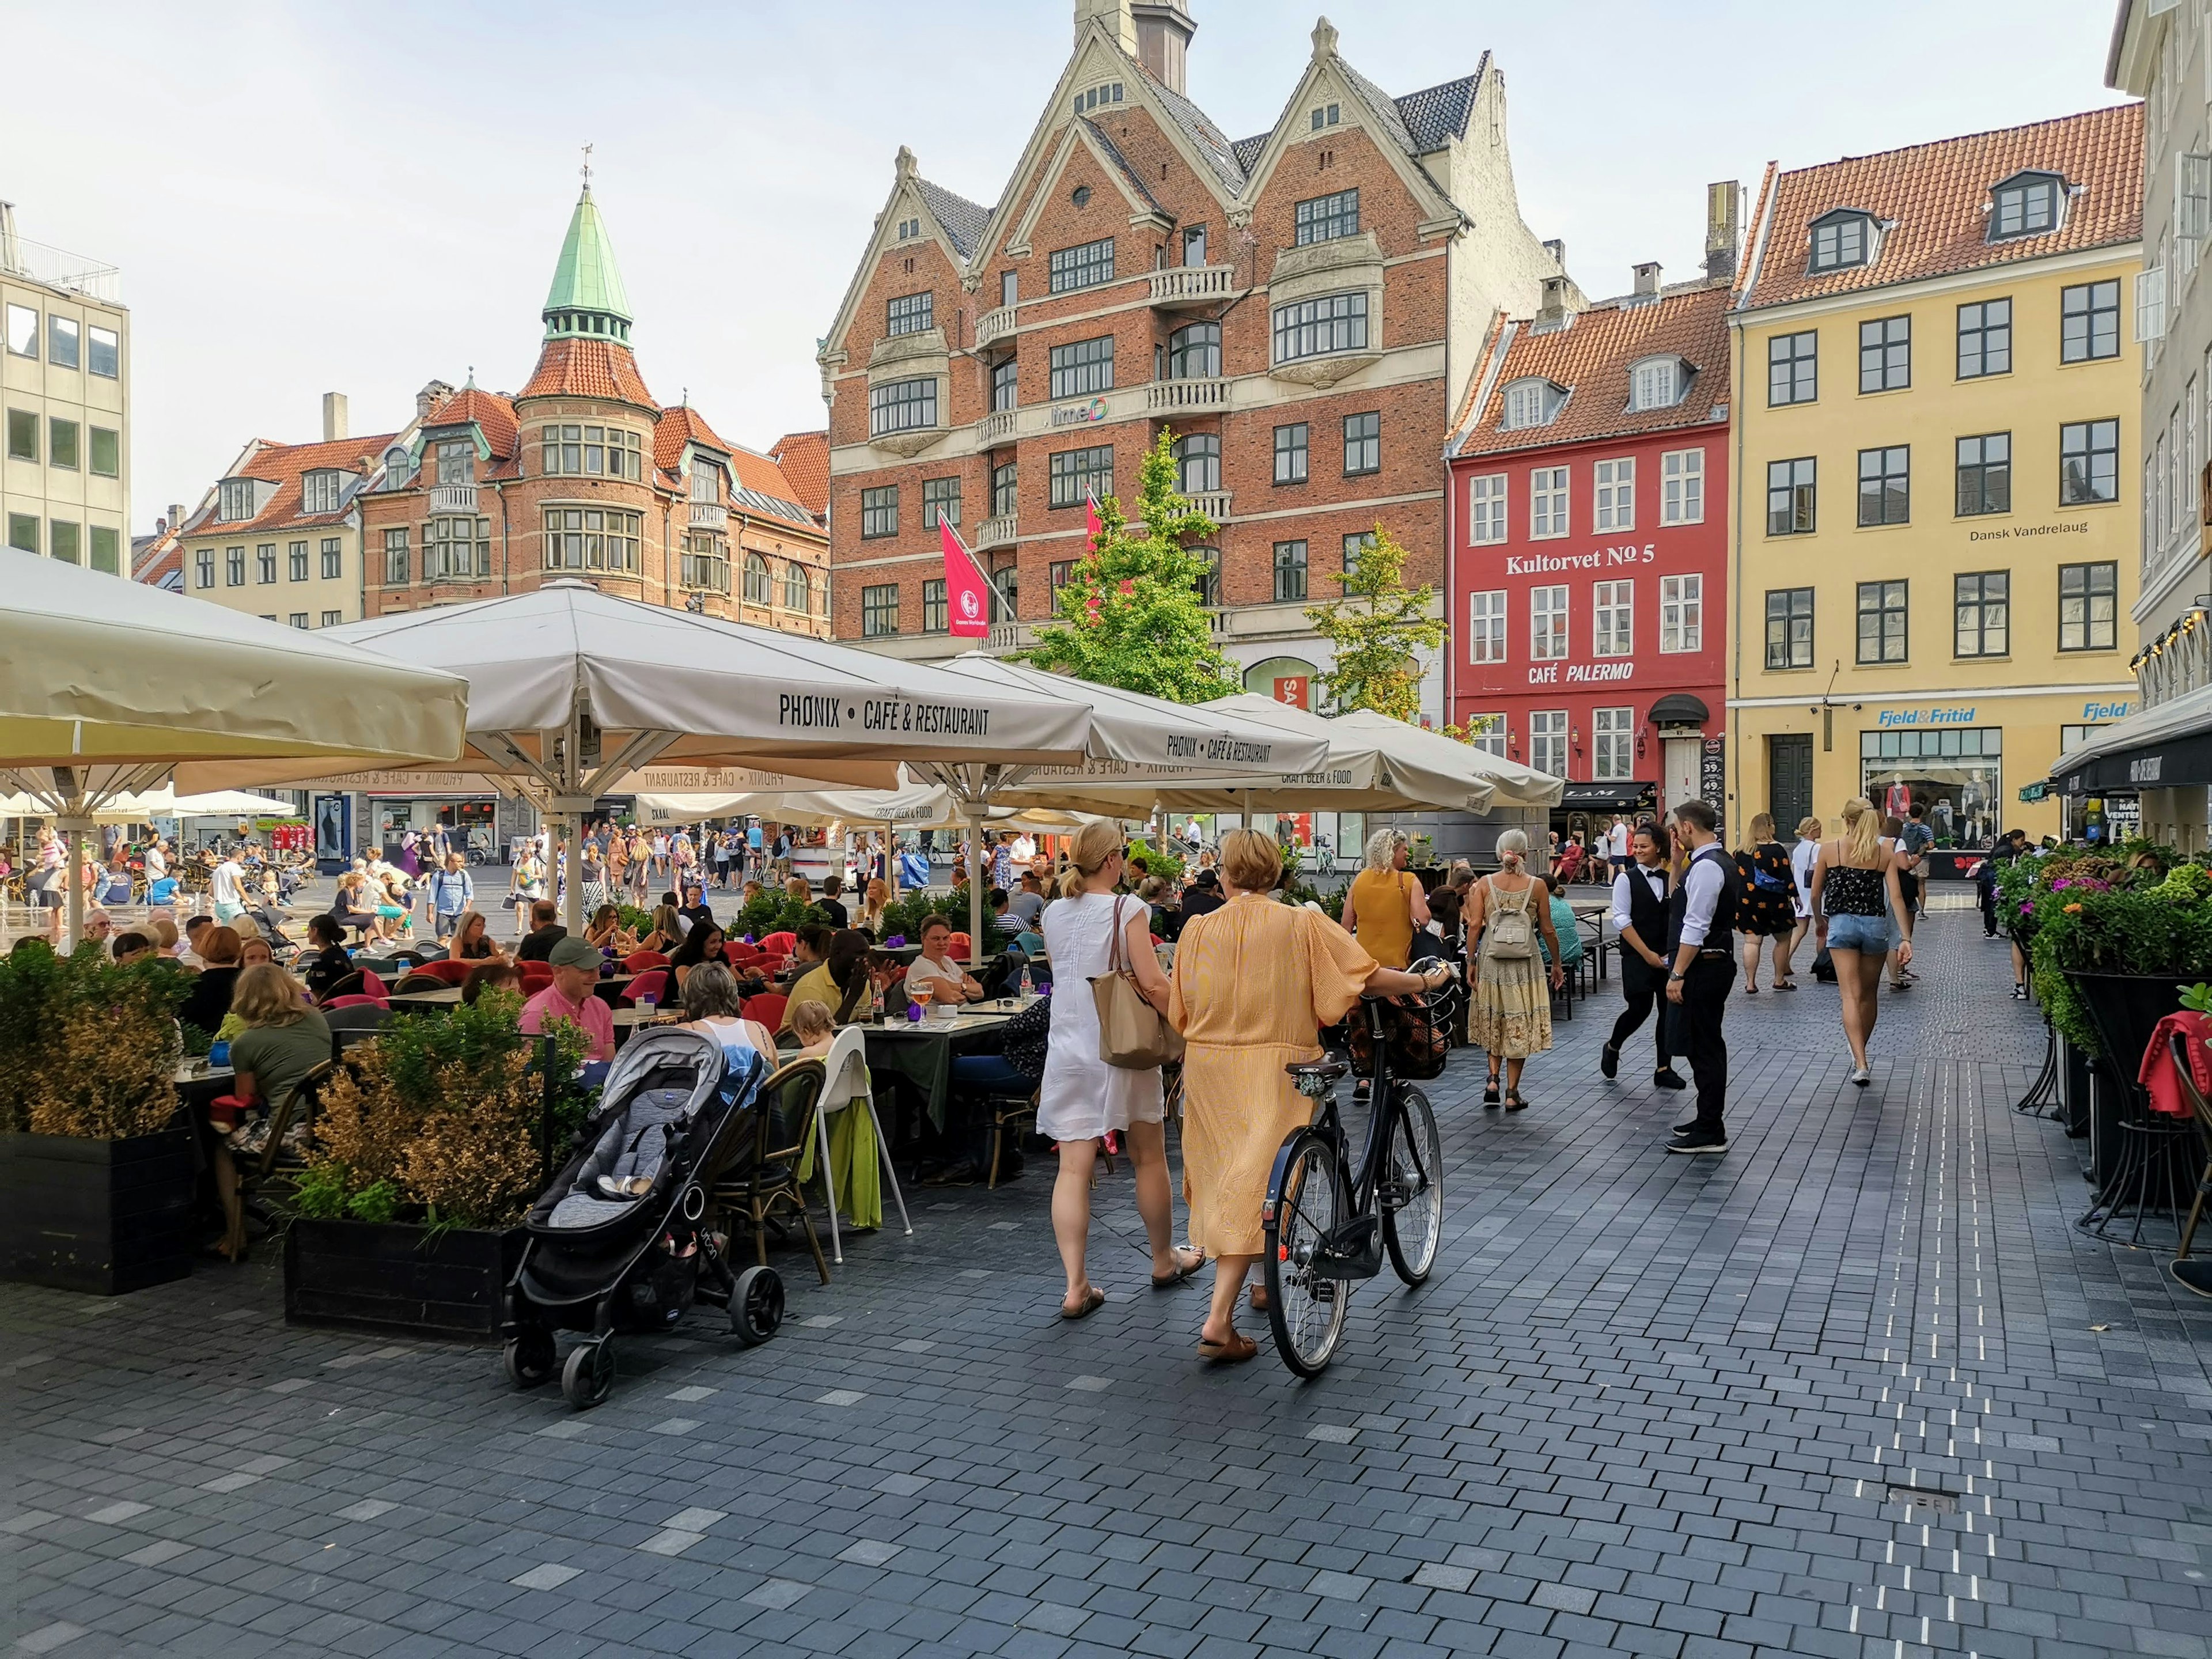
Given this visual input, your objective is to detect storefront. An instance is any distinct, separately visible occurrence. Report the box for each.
[2054,681,2212,852]
[1551,783,1656,850]
[1859,726,2002,849]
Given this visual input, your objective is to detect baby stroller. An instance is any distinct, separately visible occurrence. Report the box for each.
[503,1027,783,1408]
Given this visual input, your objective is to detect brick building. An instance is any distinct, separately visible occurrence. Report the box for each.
[816,0,1569,721]
[359,184,827,631]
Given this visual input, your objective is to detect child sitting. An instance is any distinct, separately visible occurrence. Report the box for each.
[789,998,836,1059]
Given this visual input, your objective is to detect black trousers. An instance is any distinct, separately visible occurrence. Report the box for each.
[1979,884,1999,936]
[1678,956,1732,1131]
[1609,979,1676,1071]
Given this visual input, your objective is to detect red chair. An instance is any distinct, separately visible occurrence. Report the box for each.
[619,968,671,1007]
[358,968,389,1001]
[948,933,972,961]
[327,993,384,1010]
[414,958,474,986]
[725,942,763,966]
[518,963,555,994]
[623,949,671,972]
[757,931,797,955]
[742,993,787,1030]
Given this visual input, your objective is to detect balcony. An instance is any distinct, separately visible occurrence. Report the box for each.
[1186,491,1233,523]
[987,620,1033,653]
[429,484,478,514]
[1146,377,1228,412]
[688,501,728,530]
[976,306,1017,347]
[1148,266,1234,309]
[978,408,1018,445]
[975,514,1018,551]
[0,233,122,303]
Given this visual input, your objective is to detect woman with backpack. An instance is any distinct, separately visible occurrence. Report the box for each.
[1464,828,1567,1112]
[1732,813,1800,993]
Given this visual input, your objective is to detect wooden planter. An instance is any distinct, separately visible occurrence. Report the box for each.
[0,1128,197,1295]
[284,1218,524,1340]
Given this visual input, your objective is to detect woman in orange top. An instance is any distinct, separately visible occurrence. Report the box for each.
[1338,827,1430,969]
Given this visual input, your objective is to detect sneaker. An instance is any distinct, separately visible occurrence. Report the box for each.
[2010,984,2028,1001]
[1672,1114,1699,1134]
[1667,1126,1727,1154]
[1600,1042,1619,1080]
[1653,1068,1687,1090]
[1851,1067,1871,1088]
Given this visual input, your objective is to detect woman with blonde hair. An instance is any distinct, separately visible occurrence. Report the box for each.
[1173,828,1450,1361]
[1808,798,1913,1086]
[1731,813,1800,993]
[1788,817,1823,968]
[1464,827,1566,1111]
[213,962,331,1259]
[449,908,506,962]
[1038,820,1199,1318]
[1339,827,1431,969]
[859,876,892,937]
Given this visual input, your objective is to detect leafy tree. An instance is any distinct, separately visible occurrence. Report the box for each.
[1305,522,1445,723]
[1018,431,1240,703]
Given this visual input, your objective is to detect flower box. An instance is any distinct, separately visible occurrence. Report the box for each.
[0,1129,196,1295]
[284,1218,524,1340]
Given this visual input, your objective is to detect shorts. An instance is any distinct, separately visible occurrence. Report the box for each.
[1825,912,1892,954]
[214,901,246,923]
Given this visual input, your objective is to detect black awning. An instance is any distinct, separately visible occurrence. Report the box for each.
[1647,693,1710,726]
[1558,782,1657,812]
[2058,729,2212,794]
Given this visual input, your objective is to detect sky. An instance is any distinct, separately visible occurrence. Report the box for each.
[0,0,2131,532]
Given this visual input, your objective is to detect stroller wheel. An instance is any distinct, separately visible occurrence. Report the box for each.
[560,1336,616,1408]
[503,1329,557,1389]
[730,1266,785,1347]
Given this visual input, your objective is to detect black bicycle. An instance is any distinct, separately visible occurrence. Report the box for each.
[1262,986,1448,1376]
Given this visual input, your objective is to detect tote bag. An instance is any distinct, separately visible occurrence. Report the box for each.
[1091,896,1183,1069]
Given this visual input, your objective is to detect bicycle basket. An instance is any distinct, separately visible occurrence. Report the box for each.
[1346,996,1450,1082]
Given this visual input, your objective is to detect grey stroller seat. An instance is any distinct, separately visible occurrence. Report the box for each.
[550,1085,698,1228]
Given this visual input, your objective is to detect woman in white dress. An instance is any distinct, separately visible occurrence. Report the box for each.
[1037,821,1203,1319]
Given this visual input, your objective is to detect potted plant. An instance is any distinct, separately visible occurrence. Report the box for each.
[0,941,196,1294]
[283,991,588,1339]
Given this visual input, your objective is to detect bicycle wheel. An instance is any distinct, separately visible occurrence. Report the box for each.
[1381,1086,1443,1285]
[1263,1130,1352,1377]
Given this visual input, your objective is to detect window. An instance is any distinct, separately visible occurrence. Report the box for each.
[48,418,78,470]
[1858,316,1910,392]
[7,514,37,555]
[991,355,1017,412]
[2061,418,2120,504]
[1468,474,1508,543]
[680,543,730,594]
[5,304,34,357]
[1274,423,1309,486]
[999,270,1017,308]
[1660,449,1703,525]
[2062,281,2120,362]
[1049,336,1115,400]
[88,426,118,478]
[320,610,343,629]
[862,584,900,637]
[1167,321,1219,381]
[1463,714,1509,757]
[1991,174,2060,239]
[84,525,116,573]
[922,577,948,633]
[1857,445,1910,526]
[2059,562,2118,651]
[1768,331,1817,405]
[1183,225,1207,266]
[1809,211,1873,272]
[289,612,309,630]
[861,486,898,539]
[1529,710,1569,777]
[1468,590,1508,663]
[1295,189,1361,245]
[895,217,920,240]
[1593,707,1634,781]
[1530,466,1569,539]
[1048,237,1115,293]
[1048,445,1112,508]
[383,528,409,585]
[1660,574,1702,653]
[226,546,246,586]
[1593,457,1634,531]
[1272,540,1308,602]
[689,459,720,503]
[321,537,342,579]
[1502,377,1562,429]
[540,508,639,572]
[1593,579,1633,656]
[1767,457,1816,535]
[1957,298,2011,378]
[743,552,771,603]
[1342,529,1376,569]
[301,470,342,514]
[1310,104,1342,130]
[1175,434,1220,495]
[6,408,34,460]
[288,541,308,582]
[1856,579,1908,664]
[1192,548,1221,607]
[1071,79,1124,114]
[921,476,961,529]
[87,325,118,378]
[886,291,933,336]
[1272,291,1367,362]
[1342,411,1379,476]
[433,440,471,487]
[194,547,214,587]
[428,515,491,579]
[869,377,937,437]
[1954,570,2009,657]
[1955,433,2010,516]
[991,461,1017,518]
[1050,560,1074,593]
[538,424,641,479]
[47,315,78,370]
[50,521,79,564]
[1531,585,1568,661]
[1629,358,1678,411]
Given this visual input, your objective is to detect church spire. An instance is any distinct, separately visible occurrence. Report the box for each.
[542,172,634,344]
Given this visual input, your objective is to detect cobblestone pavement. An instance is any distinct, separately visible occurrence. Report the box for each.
[8,907,2212,1658]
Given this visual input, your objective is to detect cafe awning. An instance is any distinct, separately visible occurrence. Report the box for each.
[2050,683,2212,794]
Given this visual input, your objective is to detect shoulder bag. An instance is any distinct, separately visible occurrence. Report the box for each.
[1092,896,1183,1069]
[1480,878,1535,960]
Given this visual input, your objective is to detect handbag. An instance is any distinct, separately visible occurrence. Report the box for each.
[1092,895,1183,1069]
[1481,878,1535,960]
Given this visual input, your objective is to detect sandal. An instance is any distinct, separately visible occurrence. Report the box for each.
[1504,1090,1528,1113]
[1196,1331,1257,1363]
[1059,1287,1105,1320]
[1742,984,1759,995]
[1247,1285,1270,1313]
[1772,979,1797,991]
[1150,1249,1204,1289]
[1483,1078,1502,1108]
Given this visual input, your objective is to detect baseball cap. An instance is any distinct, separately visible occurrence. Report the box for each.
[549,937,600,972]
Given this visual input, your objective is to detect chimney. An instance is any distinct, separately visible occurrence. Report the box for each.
[1131,0,1195,95]
[1633,261,1662,297]
[415,378,453,420]
[1705,180,1743,282]
[1537,275,1570,326]
[1073,0,1138,54]
[167,503,183,533]
[1541,237,1566,271]
[321,392,349,443]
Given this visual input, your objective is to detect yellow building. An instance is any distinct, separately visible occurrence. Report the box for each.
[1728,107,2143,848]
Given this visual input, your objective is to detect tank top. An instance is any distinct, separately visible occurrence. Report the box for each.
[1349,867,1417,969]
[1823,861,1886,916]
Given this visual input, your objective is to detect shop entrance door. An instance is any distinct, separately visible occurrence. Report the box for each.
[1769,734,1813,834]
[1662,737,1701,817]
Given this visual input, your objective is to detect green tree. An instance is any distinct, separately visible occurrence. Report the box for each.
[1305,522,1445,722]
[1017,431,1240,703]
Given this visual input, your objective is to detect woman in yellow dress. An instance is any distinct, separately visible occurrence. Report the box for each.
[1338,827,1430,969]
[1171,829,1453,1363]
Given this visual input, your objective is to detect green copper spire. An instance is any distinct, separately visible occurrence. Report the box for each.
[542,184,634,343]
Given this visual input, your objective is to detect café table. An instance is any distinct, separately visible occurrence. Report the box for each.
[385,985,464,1009]
[611,1006,682,1048]
[858,1001,1025,1132]
[1569,897,1611,983]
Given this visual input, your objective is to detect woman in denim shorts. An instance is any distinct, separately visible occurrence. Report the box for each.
[1808,799,1914,1088]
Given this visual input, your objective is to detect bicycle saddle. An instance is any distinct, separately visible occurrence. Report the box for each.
[1285,1055,1349,1096]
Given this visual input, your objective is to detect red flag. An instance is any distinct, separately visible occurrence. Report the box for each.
[1085,494,1103,552]
[938,518,992,637]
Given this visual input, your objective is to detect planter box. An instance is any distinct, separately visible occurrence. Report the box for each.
[284,1218,523,1340]
[0,1129,196,1295]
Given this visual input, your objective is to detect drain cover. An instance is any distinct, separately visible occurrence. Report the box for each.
[1887,1484,1959,1514]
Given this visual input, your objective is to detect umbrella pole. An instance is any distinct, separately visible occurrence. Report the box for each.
[59,813,90,952]
[967,809,987,968]
[551,797,592,934]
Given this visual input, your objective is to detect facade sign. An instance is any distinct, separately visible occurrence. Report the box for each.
[1272,676,1309,710]
[1699,738,1726,816]
[1049,397,1109,426]
[1874,706,1979,728]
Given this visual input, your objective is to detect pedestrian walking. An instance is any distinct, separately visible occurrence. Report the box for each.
[1789,817,1823,971]
[1600,822,1685,1090]
[1661,801,1737,1154]
[1464,828,1566,1112]
[426,852,475,948]
[1807,798,1914,1088]
[1339,828,1430,969]
[209,847,248,926]
[1607,815,1631,880]
[512,844,547,938]
[1732,813,1800,993]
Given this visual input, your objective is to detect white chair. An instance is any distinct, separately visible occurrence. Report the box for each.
[812,1024,912,1264]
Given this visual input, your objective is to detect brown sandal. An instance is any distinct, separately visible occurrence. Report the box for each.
[1058,1287,1105,1320]
[1197,1331,1257,1363]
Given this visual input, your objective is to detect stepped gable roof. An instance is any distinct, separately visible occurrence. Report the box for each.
[517,335,658,407]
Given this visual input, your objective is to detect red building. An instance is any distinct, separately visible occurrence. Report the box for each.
[1446,270,1732,834]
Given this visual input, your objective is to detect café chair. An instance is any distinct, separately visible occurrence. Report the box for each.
[711,1056,830,1284]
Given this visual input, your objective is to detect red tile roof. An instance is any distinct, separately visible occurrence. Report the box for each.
[1740,103,2143,312]
[768,430,828,517]
[423,386,520,457]
[1450,284,1733,456]
[183,430,402,539]
[653,403,738,475]
[517,335,658,407]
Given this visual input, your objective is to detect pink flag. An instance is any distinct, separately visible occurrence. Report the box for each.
[940,519,992,636]
[1085,494,1104,553]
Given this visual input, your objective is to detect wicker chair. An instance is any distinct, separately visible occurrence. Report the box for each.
[710,1057,830,1284]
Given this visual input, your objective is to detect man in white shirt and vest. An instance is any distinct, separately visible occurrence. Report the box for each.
[1662,800,1737,1154]
[1601,821,1685,1092]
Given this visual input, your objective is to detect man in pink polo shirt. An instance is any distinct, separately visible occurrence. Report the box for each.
[520,935,615,1077]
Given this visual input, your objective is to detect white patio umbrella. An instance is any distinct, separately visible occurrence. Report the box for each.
[0,552,467,946]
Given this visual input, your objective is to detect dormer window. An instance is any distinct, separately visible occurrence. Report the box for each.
[1808,210,1878,274]
[1628,356,1687,412]
[301,470,346,516]
[1310,103,1341,131]
[218,479,257,522]
[382,446,412,488]
[1501,377,1566,431]
[1990,171,2065,240]
[1071,81,1124,116]
[689,458,721,503]
[436,440,474,487]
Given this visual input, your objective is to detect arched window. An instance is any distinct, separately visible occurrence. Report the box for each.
[783,563,809,612]
[743,551,770,603]
[1168,321,1221,380]
[1175,433,1221,495]
[1501,377,1563,431]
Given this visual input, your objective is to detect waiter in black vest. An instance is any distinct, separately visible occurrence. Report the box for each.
[1601,821,1686,1090]
[1662,800,1736,1154]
